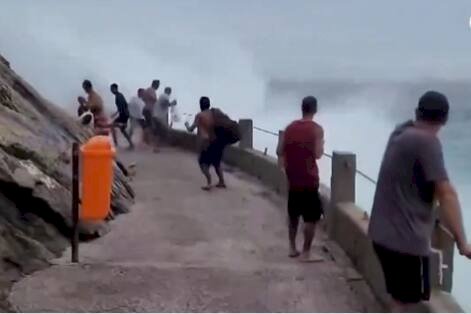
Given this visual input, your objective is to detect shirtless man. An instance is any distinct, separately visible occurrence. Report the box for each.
[82,80,109,135]
[185,96,225,190]
[142,80,160,146]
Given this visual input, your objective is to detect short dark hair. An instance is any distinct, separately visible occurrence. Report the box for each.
[416,91,449,124]
[152,80,160,88]
[164,87,172,94]
[82,79,92,90]
[200,96,210,111]
[302,96,317,115]
[110,83,118,90]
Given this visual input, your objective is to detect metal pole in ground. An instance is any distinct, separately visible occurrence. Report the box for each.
[71,142,80,263]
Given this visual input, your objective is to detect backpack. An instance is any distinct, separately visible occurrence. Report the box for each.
[211,108,241,145]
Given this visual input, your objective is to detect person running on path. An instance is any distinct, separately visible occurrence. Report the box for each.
[142,79,160,146]
[110,83,133,149]
[368,91,471,312]
[185,96,226,190]
[152,87,177,148]
[128,88,146,140]
[82,80,109,135]
[277,96,325,262]
[156,86,178,127]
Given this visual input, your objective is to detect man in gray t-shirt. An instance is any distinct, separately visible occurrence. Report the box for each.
[368,91,471,311]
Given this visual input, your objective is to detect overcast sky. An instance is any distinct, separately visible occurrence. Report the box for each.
[1,0,471,110]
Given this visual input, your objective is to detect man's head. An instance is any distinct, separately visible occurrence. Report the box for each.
[301,96,317,119]
[164,87,172,95]
[137,88,145,98]
[77,96,86,106]
[151,80,160,90]
[82,80,93,93]
[110,83,119,94]
[415,91,449,131]
[200,96,210,111]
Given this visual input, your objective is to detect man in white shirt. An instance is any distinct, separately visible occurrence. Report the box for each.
[152,87,177,150]
[128,88,146,140]
[153,87,177,126]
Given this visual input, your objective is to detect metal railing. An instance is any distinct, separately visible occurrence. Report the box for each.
[179,112,378,185]
[252,125,378,185]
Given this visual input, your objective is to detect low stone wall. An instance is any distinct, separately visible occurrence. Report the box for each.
[168,128,463,313]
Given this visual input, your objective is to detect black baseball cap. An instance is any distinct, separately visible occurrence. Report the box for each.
[416,91,449,124]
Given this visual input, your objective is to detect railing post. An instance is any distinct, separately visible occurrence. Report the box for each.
[327,152,356,235]
[239,119,253,150]
[331,151,356,204]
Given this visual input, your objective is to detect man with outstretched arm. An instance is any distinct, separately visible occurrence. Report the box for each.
[368,91,471,312]
[277,96,325,262]
[185,96,226,191]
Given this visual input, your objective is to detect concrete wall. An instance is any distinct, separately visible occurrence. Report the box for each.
[167,128,463,313]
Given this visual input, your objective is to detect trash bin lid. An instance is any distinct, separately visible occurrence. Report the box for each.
[81,136,115,156]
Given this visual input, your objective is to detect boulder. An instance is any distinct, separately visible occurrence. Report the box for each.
[0,53,134,304]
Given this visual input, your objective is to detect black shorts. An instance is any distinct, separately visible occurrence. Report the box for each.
[198,139,225,167]
[373,242,430,304]
[288,189,323,223]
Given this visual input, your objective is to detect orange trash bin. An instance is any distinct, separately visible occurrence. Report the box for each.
[80,136,115,221]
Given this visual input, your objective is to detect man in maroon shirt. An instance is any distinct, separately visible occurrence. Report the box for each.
[277,96,325,261]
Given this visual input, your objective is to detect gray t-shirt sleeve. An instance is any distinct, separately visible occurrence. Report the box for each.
[418,136,448,183]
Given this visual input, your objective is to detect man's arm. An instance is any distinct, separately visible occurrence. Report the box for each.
[315,127,325,160]
[111,98,119,118]
[185,115,198,133]
[436,181,471,258]
[420,136,471,258]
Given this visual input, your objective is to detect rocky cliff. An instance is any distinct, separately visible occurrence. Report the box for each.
[0,54,134,309]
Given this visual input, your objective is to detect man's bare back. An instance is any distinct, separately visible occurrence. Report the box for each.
[143,87,157,112]
[87,90,104,116]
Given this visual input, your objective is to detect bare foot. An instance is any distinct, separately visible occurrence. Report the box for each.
[201,185,212,191]
[299,252,324,263]
[289,249,300,258]
[216,182,227,189]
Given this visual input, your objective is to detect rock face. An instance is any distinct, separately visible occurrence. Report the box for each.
[0,54,134,308]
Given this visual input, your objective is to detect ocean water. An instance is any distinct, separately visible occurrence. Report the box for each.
[248,80,471,311]
[1,1,470,309]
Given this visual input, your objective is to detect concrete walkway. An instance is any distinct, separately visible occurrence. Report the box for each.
[9,147,381,312]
